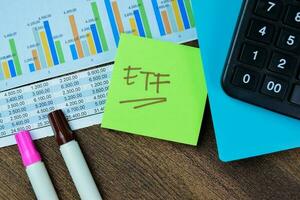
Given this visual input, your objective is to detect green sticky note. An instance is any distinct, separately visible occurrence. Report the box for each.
[102,34,207,145]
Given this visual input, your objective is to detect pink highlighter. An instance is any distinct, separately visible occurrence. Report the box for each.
[15,131,58,200]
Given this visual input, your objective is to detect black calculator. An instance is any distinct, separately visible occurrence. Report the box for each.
[222,0,300,119]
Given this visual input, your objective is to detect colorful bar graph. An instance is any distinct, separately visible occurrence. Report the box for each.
[9,39,22,75]
[161,11,172,34]
[32,49,41,70]
[137,0,152,38]
[90,24,103,54]
[87,33,97,55]
[2,61,10,79]
[177,0,190,29]
[129,18,138,36]
[69,15,84,59]
[0,0,196,82]
[133,10,146,37]
[55,41,65,64]
[29,63,35,72]
[43,21,59,65]
[171,0,184,31]
[70,44,78,60]
[151,0,194,36]
[111,1,124,33]
[184,0,195,27]
[40,31,53,67]
[151,0,166,36]
[32,27,47,68]
[91,2,108,50]
[8,60,16,78]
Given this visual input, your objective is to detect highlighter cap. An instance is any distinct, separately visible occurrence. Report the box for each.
[15,131,41,167]
[48,109,74,146]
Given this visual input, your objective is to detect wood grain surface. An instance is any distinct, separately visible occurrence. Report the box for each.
[0,105,299,200]
[0,41,299,200]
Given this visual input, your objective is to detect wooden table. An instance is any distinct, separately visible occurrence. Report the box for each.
[0,42,299,200]
[1,107,299,200]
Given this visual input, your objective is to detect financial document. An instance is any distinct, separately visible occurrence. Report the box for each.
[0,0,197,147]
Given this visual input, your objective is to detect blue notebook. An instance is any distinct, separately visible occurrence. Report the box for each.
[192,0,300,161]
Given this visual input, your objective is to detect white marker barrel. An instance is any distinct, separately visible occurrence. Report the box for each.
[26,162,59,200]
[60,141,102,200]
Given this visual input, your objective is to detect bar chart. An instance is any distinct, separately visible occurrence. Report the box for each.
[151,0,195,36]
[0,0,196,89]
[66,2,109,61]
[0,0,196,146]
[104,0,153,45]
[0,34,23,80]
[26,19,66,74]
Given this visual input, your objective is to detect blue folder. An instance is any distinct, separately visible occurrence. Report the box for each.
[192,0,300,161]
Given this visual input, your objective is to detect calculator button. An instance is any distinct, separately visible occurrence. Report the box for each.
[268,52,297,76]
[261,76,288,99]
[247,20,275,43]
[232,67,260,90]
[276,29,300,53]
[284,6,300,28]
[239,44,268,68]
[290,85,300,105]
[255,0,283,20]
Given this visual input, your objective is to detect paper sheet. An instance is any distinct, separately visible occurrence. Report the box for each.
[0,0,197,147]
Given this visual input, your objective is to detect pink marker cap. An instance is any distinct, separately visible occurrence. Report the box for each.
[15,131,41,167]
